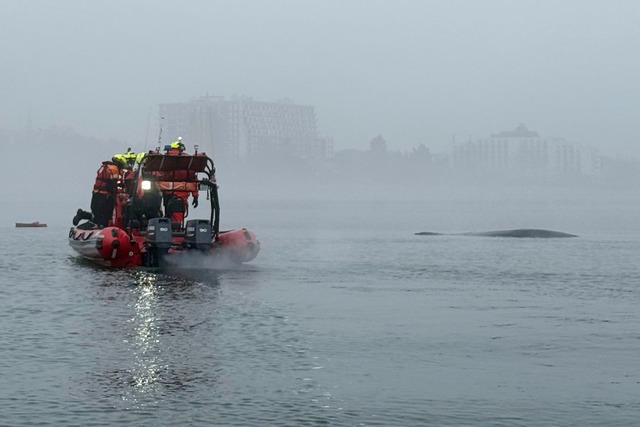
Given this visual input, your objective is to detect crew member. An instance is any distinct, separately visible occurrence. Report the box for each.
[123,148,137,168]
[159,137,198,223]
[128,152,163,226]
[167,137,185,155]
[89,159,122,227]
[130,179,163,227]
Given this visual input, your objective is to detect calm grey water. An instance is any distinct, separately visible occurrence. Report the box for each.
[1,197,640,426]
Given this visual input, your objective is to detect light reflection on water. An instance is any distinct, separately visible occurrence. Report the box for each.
[128,272,162,401]
[85,269,225,414]
[75,264,338,425]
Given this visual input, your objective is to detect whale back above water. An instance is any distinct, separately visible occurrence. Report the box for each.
[415,228,578,238]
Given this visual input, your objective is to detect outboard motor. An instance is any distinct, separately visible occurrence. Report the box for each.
[144,217,172,266]
[185,219,212,251]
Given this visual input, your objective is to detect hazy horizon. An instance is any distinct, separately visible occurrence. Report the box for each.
[2,0,639,157]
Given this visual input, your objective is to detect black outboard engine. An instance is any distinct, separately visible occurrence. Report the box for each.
[185,219,212,251]
[144,217,172,266]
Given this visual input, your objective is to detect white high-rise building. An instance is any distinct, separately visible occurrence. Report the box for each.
[159,95,333,163]
[452,124,602,181]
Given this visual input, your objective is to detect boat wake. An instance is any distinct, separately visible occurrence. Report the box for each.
[161,249,245,270]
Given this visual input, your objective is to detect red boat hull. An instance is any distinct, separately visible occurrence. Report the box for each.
[69,226,259,268]
[68,227,140,267]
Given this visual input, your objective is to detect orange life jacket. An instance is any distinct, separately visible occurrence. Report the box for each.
[156,181,198,200]
[92,162,120,195]
[154,149,198,198]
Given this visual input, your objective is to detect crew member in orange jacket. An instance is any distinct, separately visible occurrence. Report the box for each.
[89,159,122,227]
[160,137,198,223]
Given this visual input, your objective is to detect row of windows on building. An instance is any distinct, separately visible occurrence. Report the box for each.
[159,96,331,159]
[452,140,600,176]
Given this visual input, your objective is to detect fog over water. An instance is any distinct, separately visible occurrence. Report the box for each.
[1,0,639,156]
[3,1,640,226]
[4,4,640,425]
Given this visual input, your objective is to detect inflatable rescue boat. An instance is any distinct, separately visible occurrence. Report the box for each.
[69,147,259,267]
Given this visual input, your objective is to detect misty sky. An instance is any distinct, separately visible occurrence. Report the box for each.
[1,0,639,156]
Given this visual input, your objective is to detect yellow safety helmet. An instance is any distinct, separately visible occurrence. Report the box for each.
[170,136,185,150]
[124,149,136,160]
[112,154,127,169]
[124,153,137,168]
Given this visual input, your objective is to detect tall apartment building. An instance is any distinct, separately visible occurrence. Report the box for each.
[451,124,602,181]
[158,95,333,163]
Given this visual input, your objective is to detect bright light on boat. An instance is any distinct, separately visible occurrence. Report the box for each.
[141,180,152,191]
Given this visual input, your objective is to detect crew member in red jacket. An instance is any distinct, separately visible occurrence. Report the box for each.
[92,159,123,227]
[160,137,198,223]
[73,159,122,227]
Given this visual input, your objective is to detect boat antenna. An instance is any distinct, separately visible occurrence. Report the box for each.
[157,116,165,147]
[143,106,152,151]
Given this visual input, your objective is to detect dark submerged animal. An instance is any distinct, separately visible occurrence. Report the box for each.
[415,228,577,238]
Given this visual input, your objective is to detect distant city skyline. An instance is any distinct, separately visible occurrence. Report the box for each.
[1,95,617,165]
[4,99,632,161]
[1,119,631,193]
[2,1,639,158]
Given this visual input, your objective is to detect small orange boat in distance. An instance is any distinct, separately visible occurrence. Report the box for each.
[16,221,47,228]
